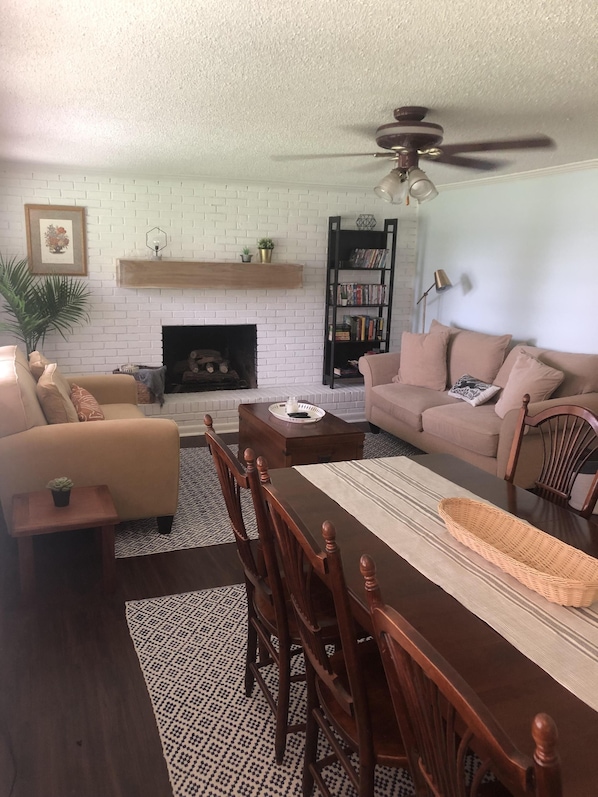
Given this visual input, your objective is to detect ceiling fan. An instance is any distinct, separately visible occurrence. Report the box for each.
[275,106,555,204]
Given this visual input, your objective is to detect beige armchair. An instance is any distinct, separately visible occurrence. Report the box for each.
[0,345,180,534]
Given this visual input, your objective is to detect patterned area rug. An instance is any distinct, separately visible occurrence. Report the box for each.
[126,583,416,797]
[116,432,422,558]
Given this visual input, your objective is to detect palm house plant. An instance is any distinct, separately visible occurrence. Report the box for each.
[0,255,91,355]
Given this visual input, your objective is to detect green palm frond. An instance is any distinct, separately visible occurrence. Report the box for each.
[0,255,92,354]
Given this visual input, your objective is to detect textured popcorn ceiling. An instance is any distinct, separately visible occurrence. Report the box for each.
[1,0,597,189]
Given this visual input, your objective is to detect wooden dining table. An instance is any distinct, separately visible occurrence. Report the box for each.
[268,453,598,794]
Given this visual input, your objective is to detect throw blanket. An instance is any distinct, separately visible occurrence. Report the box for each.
[135,366,166,406]
[295,456,598,713]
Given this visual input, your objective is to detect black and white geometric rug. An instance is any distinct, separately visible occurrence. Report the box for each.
[116,432,422,559]
[126,583,416,797]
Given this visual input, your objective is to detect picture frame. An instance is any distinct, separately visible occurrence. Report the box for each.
[24,204,87,276]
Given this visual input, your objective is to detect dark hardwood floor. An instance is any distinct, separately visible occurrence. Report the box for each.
[0,433,244,797]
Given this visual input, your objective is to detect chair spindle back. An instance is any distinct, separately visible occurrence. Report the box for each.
[505,395,598,518]
[361,553,563,797]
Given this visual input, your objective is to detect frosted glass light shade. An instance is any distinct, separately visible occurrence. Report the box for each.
[374,169,408,203]
[408,168,438,203]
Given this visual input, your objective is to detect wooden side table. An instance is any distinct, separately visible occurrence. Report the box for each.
[11,485,119,600]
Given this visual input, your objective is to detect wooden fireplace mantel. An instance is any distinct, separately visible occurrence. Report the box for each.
[117,259,304,289]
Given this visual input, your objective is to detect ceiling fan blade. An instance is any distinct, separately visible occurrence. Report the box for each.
[271,152,385,161]
[439,135,555,155]
[430,153,503,171]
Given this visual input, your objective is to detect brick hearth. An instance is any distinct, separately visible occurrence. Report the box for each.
[140,382,366,434]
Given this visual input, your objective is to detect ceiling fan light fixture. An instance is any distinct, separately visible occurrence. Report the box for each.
[408,167,438,203]
[374,168,408,204]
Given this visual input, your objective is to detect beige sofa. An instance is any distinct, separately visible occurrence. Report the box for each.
[0,345,180,533]
[359,324,598,487]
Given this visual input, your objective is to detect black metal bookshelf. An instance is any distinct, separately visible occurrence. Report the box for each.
[323,216,397,388]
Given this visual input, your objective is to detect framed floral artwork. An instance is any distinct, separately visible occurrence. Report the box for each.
[24,204,87,275]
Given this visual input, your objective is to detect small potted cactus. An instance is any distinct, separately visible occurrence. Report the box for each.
[240,246,253,263]
[47,476,74,507]
[257,237,274,263]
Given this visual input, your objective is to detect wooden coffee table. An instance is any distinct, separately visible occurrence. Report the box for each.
[238,401,364,468]
[11,484,119,600]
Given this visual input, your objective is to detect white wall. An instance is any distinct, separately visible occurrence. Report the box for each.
[0,168,418,382]
[415,165,598,354]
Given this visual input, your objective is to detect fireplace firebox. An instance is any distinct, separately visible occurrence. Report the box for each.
[162,325,257,393]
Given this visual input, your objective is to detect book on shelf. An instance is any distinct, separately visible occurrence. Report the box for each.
[333,360,360,377]
[346,248,389,269]
[328,323,351,341]
[333,283,387,305]
[341,314,384,341]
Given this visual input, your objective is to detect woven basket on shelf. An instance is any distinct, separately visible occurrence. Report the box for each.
[437,497,598,607]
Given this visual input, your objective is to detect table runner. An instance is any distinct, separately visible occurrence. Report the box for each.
[295,457,598,712]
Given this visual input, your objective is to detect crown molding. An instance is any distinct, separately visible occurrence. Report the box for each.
[437,159,598,191]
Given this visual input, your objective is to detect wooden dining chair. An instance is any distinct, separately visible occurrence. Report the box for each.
[361,553,563,797]
[203,414,304,763]
[258,457,409,797]
[504,394,598,518]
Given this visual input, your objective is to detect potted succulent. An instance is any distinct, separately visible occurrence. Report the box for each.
[47,476,74,507]
[257,237,274,263]
[240,246,253,263]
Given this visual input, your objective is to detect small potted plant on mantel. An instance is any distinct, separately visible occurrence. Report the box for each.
[240,246,253,263]
[47,476,74,508]
[257,237,274,263]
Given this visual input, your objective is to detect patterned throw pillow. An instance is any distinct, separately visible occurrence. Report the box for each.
[448,374,501,407]
[70,384,105,422]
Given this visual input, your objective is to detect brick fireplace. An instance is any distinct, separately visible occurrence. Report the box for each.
[162,324,257,393]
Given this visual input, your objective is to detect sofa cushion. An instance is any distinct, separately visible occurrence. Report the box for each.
[372,383,459,431]
[395,330,450,391]
[28,350,51,381]
[430,320,511,386]
[70,383,105,422]
[538,350,598,398]
[36,363,80,424]
[448,374,501,407]
[0,345,48,437]
[494,345,545,388]
[495,345,598,398]
[423,402,503,458]
[100,404,145,420]
[494,349,565,419]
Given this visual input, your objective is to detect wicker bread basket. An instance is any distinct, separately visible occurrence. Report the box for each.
[437,497,598,607]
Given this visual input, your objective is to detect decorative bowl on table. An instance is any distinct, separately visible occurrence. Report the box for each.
[437,497,598,607]
[268,402,325,424]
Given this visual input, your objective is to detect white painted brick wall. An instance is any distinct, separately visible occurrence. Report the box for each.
[0,168,418,424]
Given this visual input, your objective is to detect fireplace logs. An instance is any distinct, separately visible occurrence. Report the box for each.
[186,349,230,374]
[162,324,257,393]
[169,349,244,392]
